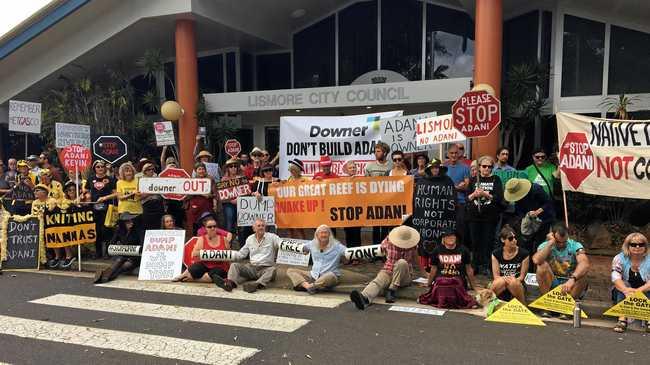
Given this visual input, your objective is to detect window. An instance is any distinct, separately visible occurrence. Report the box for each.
[197,54,224,93]
[256,53,291,90]
[242,53,253,91]
[503,11,539,75]
[425,4,474,80]
[293,16,335,88]
[338,0,378,85]
[164,62,175,100]
[561,15,605,97]
[608,26,650,94]
[226,52,237,92]
[381,0,422,81]
[540,11,552,97]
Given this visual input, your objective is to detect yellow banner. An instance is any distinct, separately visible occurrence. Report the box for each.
[45,223,96,248]
[269,176,413,228]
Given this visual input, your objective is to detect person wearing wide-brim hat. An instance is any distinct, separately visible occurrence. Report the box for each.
[195,150,213,161]
[350,225,420,310]
[417,228,480,309]
[93,211,145,284]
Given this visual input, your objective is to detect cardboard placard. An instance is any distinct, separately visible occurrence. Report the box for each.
[485,298,546,326]
[276,238,310,267]
[55,122,91,148]
[603,291,650,321]
[44,206,96,248]
[344,244,384,261]
[379,112,436,153]
[204,162,220,179]
[138,230,185,281]
[237,197,275,226]
[529,286,588,317]
[138,177,212,196]
[9,100,41,134]
[1,215,42,270]
[93,136,128,164]
[216,177,252,200]
[154,121,175,146]
[412,177,457,254]
[416,114,466,146]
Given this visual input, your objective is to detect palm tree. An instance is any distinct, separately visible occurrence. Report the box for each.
[599,94,639,120]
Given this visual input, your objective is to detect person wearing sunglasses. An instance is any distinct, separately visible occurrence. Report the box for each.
[386,150,408,176]
[611,233,650,333]
[490,225,529,304]
[533,222,590,318]
[466,156,504,275]
[525,148,559,198]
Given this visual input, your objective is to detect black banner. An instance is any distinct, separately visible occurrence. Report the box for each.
[1,215,41,270]
[412,177,457,257]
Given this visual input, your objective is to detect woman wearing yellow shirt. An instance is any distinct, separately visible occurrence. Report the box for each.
[116,162,142,216]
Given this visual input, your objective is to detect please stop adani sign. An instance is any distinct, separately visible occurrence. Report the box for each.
[452,90,501,138]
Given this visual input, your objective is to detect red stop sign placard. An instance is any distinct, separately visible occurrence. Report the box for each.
[452,90,501,138]
[559,132,594,190]
[183,236,199,268]
[59,144,92,171]
[159,167,190,200]
[224,139,241,158]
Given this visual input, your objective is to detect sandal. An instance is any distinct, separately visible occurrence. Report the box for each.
[613,320,627,333]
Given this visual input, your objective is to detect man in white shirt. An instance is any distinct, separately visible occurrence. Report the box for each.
[225,219,282,292]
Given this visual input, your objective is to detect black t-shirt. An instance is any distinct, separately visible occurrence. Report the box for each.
[492,247,529,277]
[430,245,471,278]
[466,175,503,222]
[85,175,116,203]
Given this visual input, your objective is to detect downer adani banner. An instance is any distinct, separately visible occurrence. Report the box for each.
[279,111,402,179]
[556,112,650,199]
[44,206,96,248]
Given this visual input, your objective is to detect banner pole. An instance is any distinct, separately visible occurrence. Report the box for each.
[76,164,82,272]
[439,144,443,161]
[25,133,28,158]
[562,188,569,227]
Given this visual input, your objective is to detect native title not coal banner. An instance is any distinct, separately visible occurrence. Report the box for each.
[556,112,650,199]
[269,176,413,228]
[44,205,96,248]
[279,111,403,179]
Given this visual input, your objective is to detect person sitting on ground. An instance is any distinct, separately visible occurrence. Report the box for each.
[161,214,181,230]
[611,232,650,333]
[173,217,232,286]
[287,225,347,294]
[349,225,420,310]
[93,212,145,284]
[490,225,529,304]
[221,219,282,293]
[533,222,590,318]
[313,155,339,180]
[418,229,479,309]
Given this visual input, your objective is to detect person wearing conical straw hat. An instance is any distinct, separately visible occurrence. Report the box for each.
[350,226,420,310]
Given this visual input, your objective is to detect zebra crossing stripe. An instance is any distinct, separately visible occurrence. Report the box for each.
[0,315,258,365]
[30,294,309,332]
[97,279,348,308]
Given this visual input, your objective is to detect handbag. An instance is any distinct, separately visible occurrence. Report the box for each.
[104,204,118,228]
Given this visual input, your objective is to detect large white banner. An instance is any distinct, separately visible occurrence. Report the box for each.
[9,100,41,134]
[55,122,91,148]
[279,111,403,179]
[556,112,650,199]
[138,230,186,281]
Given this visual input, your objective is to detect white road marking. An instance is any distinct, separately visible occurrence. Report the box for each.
[0,315,258,365]
[31,294,309,332]
[97,278,348,308]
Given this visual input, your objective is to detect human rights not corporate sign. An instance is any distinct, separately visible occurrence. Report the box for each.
[556,112,650,199]
[279,111,402,179]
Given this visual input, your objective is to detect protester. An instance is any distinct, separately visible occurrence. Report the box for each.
[244,147,263,179]
[611,233,650,333]
[26,155,41,176]
[466,156,504,275]
[253,164,277,196]
[116,162,142,218]
[39,169,64,201]
[287,225,347,294]
[220,158,243,233]
[525,148,559,198]
[30,184,55,216]
[84,160,117,259]
[418,229,479,309]
[456,143,472,166]
[39,153,62,182]
[186,162,215,235]
[93,212,144,283]
[160,145,179,170]
[287,159,306,182]
[195,211,231,238]
[503,178,556,255]
[173,217,232,286]
[161,214,180,230]
[342,160,361,248]
[222,219,282,293]
[6,160,35,215]
[364,142,392,176]
[140,163,165,231]
[386,150,408,176]
[5,158,17,187]
[491,225,529,303]
[533,222,590,318]
[313,155,339,180]
[47,181,81,269]
[0,161,10,194]
[105,162,114,178]
[409,153,429,178]
[17,159,37,185]
[469,160,478,179]
[350,226,419,309]
[444,144,470,244]
[134,157,152,179]
[494,147,515,172]
[238,152,250,168]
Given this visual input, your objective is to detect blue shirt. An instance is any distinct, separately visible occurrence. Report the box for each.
[537,239,584,278]
[305,240,347,279]
[444,162,470,204]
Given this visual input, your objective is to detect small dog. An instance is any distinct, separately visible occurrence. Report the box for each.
[475,289,506,317]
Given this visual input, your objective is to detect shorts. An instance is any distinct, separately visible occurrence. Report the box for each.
[552,276,588,300]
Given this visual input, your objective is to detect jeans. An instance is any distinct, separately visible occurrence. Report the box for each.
[223,203,236,233]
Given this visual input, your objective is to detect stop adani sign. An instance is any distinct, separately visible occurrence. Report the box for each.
[452,90,501,138]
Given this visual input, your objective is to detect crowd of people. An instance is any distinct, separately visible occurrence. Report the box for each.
[1,139,648,333]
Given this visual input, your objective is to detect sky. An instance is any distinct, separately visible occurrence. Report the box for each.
[0,0,53,37]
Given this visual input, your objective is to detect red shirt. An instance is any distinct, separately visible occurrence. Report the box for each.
[381,238,417,274]
[195,234,230,272]
[312,171,339,180]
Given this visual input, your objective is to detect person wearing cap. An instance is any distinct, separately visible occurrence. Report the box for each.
[186,162,218,235]
[313,155,339,180]
[135,158,154,179]
[350,225,420,309]
[39,169,64,202]
[418,229,480,309]
[31,184,56,216]
[85,160,118,259]
[140,163,165,231]
[466,155,504,275]
[287,225,347,294]
[26,154,41,176]
[503,178,556,256]
[46,181,82,269]
[93,212,145,284]
[220,158,244,233]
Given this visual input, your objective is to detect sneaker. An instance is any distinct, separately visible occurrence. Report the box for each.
[60,257,76,269]
[540,311,553,318]
[350,290,369,310]
[46,259,60,269]
[385,289,397,303]
[243,282,259,293]
[210,274,231,292]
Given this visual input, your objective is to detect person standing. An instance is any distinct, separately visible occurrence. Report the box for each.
[444,144,470,245]
[525,148,559,198]
[5,158,18,188]
[342,160,361,248]
[186,162,216,235]
[466,156,504,275]
[85,160,117,259]
[313,156,339,180]
[140,163,165,231]
[456,143,472,166]
[409,153,429,179]
[220,158,243,234]
[365,142,392,244]
[116,162,142,218]
[386,150,408,176]
[494,147,515,172]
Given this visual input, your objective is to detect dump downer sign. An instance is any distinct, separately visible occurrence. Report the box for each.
[556,112,650,199]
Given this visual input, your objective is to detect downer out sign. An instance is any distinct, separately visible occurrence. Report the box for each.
[204,78,470,112]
